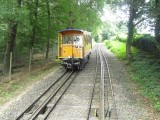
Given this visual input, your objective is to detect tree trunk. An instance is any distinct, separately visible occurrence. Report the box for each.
[30,0,39,49]
[126,3,136,60]
[3,21,17,75]
[126,19,134,59]
[155,0,160,44]
[45,0,51,60]
[155,16,160,44]
[3,0,22,75]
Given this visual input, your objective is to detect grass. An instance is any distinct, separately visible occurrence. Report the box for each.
[0,59,60,105]
[104,40,160,111]
[104,40,137,59]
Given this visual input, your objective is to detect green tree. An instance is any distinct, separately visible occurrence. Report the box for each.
[45,0,51,60]
[101,31,108,41]
[30,0,39,50]
[94,35,99,42]
[106,0,147,59]
[126,0,146,59]
[2,0,22,75]
[0,0,106,78]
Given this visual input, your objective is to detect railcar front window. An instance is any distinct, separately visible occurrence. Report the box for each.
[62,36,72,44]
[62,35,82,45]
[73,35,82,45]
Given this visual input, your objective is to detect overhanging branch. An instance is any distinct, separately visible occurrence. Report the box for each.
[134,18,145,27]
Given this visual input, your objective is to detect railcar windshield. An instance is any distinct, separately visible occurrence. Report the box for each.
[62,35,83,45]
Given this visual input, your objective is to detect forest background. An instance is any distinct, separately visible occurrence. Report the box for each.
[0,0,105,77]
[1,0,160,76]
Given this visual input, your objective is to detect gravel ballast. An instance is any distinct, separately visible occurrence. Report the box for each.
[0,68,65,120]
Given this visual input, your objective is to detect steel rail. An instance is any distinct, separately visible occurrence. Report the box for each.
[16,70,68,120]
[101,48,118,120]
[99,46,105,120]
[28,70,74,120]
[87,46,99,120]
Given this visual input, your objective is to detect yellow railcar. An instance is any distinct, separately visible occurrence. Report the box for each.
[58,28,92,69]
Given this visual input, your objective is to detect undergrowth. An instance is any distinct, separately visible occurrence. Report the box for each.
[104,40,160,111]
[104,40,137,59]
[0,60,60,105]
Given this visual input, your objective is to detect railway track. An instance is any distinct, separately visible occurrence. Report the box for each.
[16,70,79,120]
[99,45,118,120]
[87,44,117,120]
[45,47,98,120]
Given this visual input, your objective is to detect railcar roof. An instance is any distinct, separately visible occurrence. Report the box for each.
[58,28,82,33]
[58,28,91,35]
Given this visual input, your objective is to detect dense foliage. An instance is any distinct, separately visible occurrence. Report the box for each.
[113,34,160,58]
[0,0,105,75]
[101,31,109,41]
[132,34,160,58]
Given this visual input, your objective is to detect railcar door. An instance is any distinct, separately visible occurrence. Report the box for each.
[73,35,83,59]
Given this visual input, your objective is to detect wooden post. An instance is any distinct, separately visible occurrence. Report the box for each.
[9,52,12,81]
[43,44,45,58]
[51,43,54,58]
[29,49,32,73]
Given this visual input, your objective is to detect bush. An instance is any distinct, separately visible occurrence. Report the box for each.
[104,40,127,59]
[116,34,127,43]
[131,55,160,111]
[132,34,160,58]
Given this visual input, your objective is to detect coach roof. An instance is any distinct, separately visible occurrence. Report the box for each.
[58,28,91,35]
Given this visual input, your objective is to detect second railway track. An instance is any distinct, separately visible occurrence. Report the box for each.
[99,45,118,120]
[87,44,118,120]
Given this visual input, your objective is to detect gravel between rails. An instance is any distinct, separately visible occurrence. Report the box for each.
[0,68,66,120]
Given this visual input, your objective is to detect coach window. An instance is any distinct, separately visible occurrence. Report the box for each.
[73,35,82,45]
[62,35,72,44]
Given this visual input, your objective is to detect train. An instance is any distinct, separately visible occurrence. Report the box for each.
[58,28,92,70]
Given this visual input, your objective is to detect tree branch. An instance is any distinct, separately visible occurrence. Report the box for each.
[134,18,145,27]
